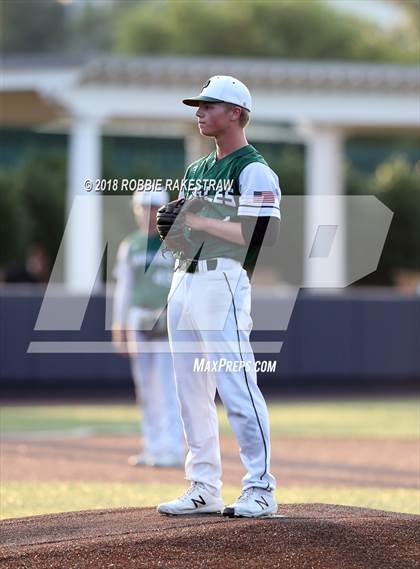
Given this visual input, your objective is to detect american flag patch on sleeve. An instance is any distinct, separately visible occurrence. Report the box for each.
[253,191,275,204]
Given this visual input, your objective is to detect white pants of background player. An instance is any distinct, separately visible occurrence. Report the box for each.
[128,320,184,463]
[167,257,276,495]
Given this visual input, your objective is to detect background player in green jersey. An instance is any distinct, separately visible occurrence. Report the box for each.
[157,76,281,517]
[113,191,184,468]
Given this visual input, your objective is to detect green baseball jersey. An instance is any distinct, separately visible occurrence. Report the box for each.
[178,144,281,262]
[120,231,174,309]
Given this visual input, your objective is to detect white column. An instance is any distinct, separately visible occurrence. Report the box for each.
[301,124,346,289]
[65,115,102,292]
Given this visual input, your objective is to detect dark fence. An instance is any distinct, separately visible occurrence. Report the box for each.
[0,286,419,396]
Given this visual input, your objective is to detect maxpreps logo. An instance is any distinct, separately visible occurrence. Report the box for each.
[28,195,393,356]
[193,358,277,373]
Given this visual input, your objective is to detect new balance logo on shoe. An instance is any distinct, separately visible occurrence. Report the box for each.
[222,487,277,518]
[157,483,223,515]
[191,495,206,508]
[255,496,269,510]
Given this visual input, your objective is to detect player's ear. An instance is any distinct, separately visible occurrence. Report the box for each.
[231,106,242,122]
[223,103,240,121]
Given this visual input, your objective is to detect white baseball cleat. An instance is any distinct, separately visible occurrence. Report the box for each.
[223,487,278,518]
[152,453,184,469]
[128,452,183,468]
[128,452,154,466]
[157,482,224,515]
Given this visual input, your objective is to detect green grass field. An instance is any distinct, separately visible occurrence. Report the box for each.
[2,482,418,519]
[1,398,419,519]
[1,398,419,438]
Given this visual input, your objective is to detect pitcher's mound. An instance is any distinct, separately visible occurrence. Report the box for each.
[1,504,418,569]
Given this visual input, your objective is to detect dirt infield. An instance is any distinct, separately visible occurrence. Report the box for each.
[2,432,419,567]
[2,434,418,488]
[1,504,418,569]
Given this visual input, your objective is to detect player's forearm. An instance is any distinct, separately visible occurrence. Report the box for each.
[202,218,246,245]
[241,216,280,247]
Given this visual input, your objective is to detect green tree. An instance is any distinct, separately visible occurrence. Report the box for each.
[386,0,420,58]
[347,155,420,284]
[0,168,28,266]
[387,0,420,20]
[114,0,416,62]
[66,2,118,55]
[0,0,67,54]
[15,151,66,264]
[375,156,420,275]
[258,145,305,195]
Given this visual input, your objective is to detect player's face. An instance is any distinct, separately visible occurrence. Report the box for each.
[134,204,160,233]
[133,204,147,230]
[195,102,232,137]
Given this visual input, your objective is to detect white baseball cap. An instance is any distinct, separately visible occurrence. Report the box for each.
[132,190,167,208]
[183,75,252,112]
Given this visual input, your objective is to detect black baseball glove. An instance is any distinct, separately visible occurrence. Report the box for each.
[156,197,206,257]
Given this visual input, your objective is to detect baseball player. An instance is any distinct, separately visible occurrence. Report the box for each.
[112,191,184,468]
[156,76,281,517]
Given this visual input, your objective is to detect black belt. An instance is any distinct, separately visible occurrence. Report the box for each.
[177,258,218,273]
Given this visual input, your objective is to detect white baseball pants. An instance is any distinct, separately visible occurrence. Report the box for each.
[129,329,184,461]
[167,257,276,495]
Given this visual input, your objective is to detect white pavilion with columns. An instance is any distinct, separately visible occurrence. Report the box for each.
[1,55,418,292]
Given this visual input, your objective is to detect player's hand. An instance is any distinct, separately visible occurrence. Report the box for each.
[112,325,129,357]
[185,213,208,231]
